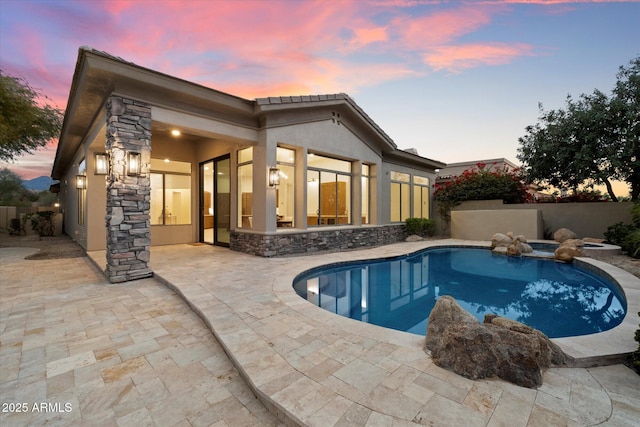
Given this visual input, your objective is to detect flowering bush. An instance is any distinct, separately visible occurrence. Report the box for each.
[434,163,530,222]
[552,189,610,203]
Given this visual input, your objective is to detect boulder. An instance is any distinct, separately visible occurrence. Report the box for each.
[583,237,605,244]
[554,244,585,262]
[491,233,512,249]
[405,234,423,242]
[425,296,572,388]
[514,234,527,243]
[424,295,476,350]
[492,246,508,255]
[562,238,585,248]
[520,243,533,253]
[507,242,523,256]
[554,228,577,243]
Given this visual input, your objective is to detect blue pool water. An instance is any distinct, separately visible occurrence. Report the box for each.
[292,247,627,338]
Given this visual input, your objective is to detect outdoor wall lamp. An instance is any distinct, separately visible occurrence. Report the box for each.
[75,175,86,189]
[127,152,141,176]
[269,167,280,187]
[94,152,108,175]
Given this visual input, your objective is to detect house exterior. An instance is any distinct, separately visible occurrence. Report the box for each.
[435,158,553,202]
[52,47,445,283]
[435,158,519,184]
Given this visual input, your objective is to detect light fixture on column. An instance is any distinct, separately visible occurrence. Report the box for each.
[76,175,86,189]
[269,167,280,187]
[127,151,141,176]
[94,152,108,175]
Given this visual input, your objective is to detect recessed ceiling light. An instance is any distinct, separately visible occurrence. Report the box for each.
[171,129,181,136]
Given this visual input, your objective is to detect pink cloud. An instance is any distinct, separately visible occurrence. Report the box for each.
[1,0,562,178]
[424,42,536,72]
[392,5,499,48]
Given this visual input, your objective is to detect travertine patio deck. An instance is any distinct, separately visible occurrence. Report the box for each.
[130,239,640,426]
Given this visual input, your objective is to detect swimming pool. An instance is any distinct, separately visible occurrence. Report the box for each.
[292,247,627,338]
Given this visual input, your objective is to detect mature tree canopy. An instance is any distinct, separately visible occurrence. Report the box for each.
[0,70,63,162]
[0,167,37,206]
[517,56,640,201]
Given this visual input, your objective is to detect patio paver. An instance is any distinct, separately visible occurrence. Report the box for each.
[0,247,281,426]
[143,239,640,426]
[2,238,639,426]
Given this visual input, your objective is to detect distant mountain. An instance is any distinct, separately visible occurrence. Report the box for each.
[23,176,58,191]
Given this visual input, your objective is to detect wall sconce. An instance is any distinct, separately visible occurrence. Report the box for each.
[76,175,86,189]
[269,167,280,187]
[94,152,108,175]
[127,152,141,176]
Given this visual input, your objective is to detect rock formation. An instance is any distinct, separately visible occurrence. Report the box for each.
[491,232,533,256]
[425,296,572,388]
[554,228,577,243]
[554,238,585,262]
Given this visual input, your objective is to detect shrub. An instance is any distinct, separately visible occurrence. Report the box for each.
[405,218,435,237]
[624,229,640,259]
[604,222,636,246]
[8,218,22,235]
[434,163,530,223]
[27,211,55,238]
[631,202,640,227]
[554,189,610,203]
[605,201,640,259]
[628,312,640,375]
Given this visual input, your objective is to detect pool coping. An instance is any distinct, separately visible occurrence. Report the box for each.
[271,239,640,367]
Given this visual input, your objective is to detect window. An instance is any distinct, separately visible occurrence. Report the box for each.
[237,147,253,228]
[307,153,352,226]
[361,164,370,224]
[150,159,191,225]
[276,147,295,228]
[412,175,430,219]
[390,171,410,222]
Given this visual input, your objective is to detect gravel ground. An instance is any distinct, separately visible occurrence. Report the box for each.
[0,232,85,260]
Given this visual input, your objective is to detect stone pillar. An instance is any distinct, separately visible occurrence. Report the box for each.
[105,96,152,283]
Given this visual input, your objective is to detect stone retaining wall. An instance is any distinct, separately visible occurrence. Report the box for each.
[231,225,406,257]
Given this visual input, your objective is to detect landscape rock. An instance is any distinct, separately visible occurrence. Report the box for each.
[562,238,585,248]
[507,242,523,256]
[492,232,532,256]
[583,237,605,243]
[554,228,577,243]
[425,296,572,388]
[405,235,423,242]
[554,243,585,262]
[492,246,508,255]
[491,233,512,249]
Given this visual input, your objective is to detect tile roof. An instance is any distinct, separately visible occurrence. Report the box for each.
[256,93,397,148]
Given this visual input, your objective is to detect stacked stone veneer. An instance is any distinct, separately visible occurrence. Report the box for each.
[105,96,152,283]
[231,225,406,257]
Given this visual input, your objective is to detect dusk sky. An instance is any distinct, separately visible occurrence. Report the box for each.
[1,0,638,182]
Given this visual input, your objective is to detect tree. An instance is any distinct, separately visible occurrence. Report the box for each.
[517,56,640,201]
[0,70,63,162]
[0,167,36,206]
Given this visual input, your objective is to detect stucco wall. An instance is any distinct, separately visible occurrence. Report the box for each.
[451,209,543,240]
[446,200,633,240]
